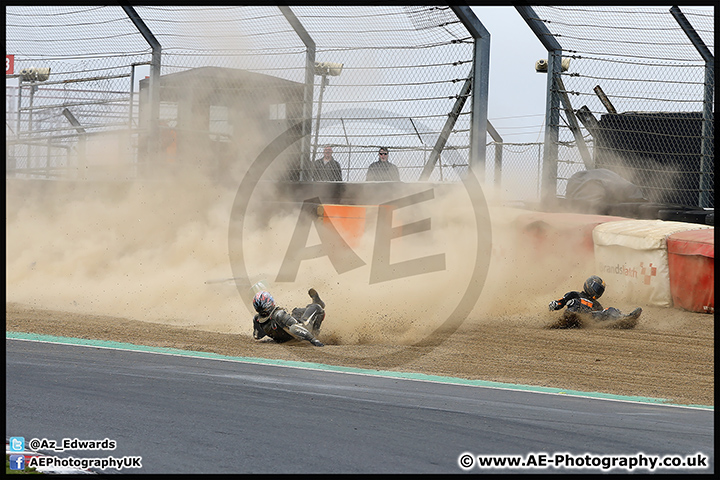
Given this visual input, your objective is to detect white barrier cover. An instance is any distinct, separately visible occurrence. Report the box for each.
[592,220,712,307]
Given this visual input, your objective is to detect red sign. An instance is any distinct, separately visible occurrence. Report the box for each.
[6,55,14,75]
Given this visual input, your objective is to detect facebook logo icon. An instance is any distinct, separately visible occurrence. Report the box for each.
[9,455,25,471]
[9,436,25,452]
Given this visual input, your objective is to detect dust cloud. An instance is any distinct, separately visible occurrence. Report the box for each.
[7,145,598,345]
[6,168,245,333]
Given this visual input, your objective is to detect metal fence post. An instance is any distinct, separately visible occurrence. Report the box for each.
[486,121,503,188]
[670,6,714,208]
[62,108,87,180]
[555,76,593,169]
[516,5,562,206]
[451,6,490,182]
[419,77,471,181]
[16,78,22,142]
[122,4,161,174]
[279,6,315,182]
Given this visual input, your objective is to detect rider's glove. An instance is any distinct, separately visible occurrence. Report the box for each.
[549,300,560,311]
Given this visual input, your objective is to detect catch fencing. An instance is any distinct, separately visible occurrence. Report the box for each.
[521,5,714,208]
[5,6,484,187]
[6,6,714,207]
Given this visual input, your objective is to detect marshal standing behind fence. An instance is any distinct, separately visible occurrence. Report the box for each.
[366,147,400,182]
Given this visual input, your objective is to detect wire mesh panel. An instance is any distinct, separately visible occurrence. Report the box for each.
[6,6,478,185]
[531,6,714,207]
[483,141,544,205]
[288,6,475,183]
[6,6,151,179]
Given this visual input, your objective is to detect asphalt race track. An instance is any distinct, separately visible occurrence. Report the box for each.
[5,338,714,474]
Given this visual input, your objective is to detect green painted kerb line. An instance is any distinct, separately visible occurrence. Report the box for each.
[7,331,713,410]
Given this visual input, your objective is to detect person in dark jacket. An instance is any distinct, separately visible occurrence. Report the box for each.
[548,275,642,328]
[252,288,326,346]
[311,146,342,181]
[366,147,400,182]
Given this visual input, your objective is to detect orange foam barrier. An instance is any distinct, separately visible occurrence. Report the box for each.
[667,228,714,313]
[317,204,368,248]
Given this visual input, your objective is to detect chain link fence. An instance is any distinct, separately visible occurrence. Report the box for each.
[6,6,714,208]
[526,5,714,208]
[6,6,482,187]
[6,6,153,180]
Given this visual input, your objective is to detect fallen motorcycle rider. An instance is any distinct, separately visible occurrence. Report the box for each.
[252,288,326,346]
[548,275,642,329]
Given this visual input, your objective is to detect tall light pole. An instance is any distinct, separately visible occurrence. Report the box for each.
[20,67,50,135]
[311,62,343,167]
